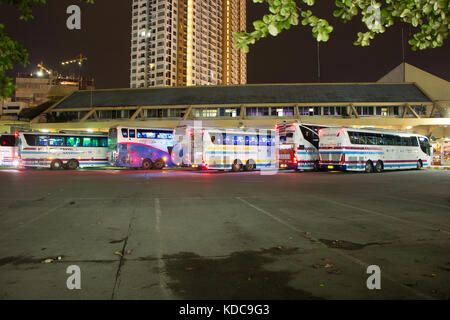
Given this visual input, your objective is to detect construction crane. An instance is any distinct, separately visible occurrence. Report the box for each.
[61,53,88,66]
[61,54,88,89]
[37,61,53,77]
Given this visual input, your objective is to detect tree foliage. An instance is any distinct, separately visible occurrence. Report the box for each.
[0,0,94,99]
[234,0,449,53]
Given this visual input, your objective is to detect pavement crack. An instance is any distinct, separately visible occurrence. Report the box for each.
[111,217,135,300]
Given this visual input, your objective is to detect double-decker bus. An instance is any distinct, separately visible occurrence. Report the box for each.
[18,132,108,169]
[0,133,19,167]
[172,126,277,171]
[108,126,174,169]
[276,121,333,171]
[318,127,431,172]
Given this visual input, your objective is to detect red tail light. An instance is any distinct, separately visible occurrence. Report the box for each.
[292,156,298,164]
[340,153,345,164]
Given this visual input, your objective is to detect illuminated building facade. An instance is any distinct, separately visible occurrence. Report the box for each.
[130,0,246,88]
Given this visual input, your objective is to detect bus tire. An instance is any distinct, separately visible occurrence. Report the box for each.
[374,160,383,173]
[231,160,241,172]
[244,160,255,171]
[416,160,423,170]
[364,160,374,173]
[142,159,153,170]
[154,158,165,170]
[50,159,63,170]
[67,159,79,170]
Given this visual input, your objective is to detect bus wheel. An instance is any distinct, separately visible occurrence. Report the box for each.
[67,159,79,170]
[50,159,63,170]
[416,160,423,170]
[375,160,383,173]
[142,159,153,170]
[364,160,374,173]
[231,160,241,172]
[244,160,255,171]
[154,159,165,170]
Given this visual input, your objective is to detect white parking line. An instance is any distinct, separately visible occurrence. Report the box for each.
[154,198,171,299]
[236,197,433,299]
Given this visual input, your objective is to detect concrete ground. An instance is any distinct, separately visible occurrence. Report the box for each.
[0,168,448,300]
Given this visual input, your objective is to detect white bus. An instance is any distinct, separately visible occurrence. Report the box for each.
[0,134,19,167]
[276,121,333,171]
[172,126,277,171]
[18,132,108,169]
[318,127,432,172]
[108,126,174,169]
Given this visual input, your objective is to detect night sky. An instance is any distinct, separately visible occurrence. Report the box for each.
[1,0,449,90]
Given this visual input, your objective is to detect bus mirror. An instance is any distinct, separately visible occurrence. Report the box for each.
[298,145,305,150]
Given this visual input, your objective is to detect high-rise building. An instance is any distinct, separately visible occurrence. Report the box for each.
[130,0,246,88]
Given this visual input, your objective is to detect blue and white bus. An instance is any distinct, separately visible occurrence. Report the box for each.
[108,126,175,169]
[172,126,277,171]
[18,132,108,169]
[318,127,432,172]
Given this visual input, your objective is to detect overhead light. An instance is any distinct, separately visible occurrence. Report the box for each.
[87,129,94,133]
[406,126,412,130]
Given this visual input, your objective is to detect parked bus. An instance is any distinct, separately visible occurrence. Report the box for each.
[108,126,174,169]
[172,126,277,171]
[318,127,431,172]
[0,133,19,167]
[18,132,108,169]
[276,121,333,171]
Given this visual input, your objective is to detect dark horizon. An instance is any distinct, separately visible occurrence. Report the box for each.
[1,0,449,90]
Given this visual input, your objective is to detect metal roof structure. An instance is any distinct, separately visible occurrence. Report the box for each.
[51,83,431,110]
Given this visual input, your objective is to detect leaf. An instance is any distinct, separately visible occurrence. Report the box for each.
[268,23,279,36]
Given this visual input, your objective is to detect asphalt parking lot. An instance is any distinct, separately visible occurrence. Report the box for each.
[0,168,449,300]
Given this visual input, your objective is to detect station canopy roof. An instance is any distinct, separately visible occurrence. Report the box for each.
[52,83,431,110]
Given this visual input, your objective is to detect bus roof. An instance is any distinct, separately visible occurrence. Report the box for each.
[19,132,107,137]
[325,127,427,138]
[113,126,173,131]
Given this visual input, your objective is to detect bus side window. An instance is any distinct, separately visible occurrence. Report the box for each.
[121,129,128,138]
[249,135,257,146]
[82,137,92,147]
[223,134,231,145]
[214,133,222,145]
[411,137,418,146]
[376,134,383,145]
[349,132,357,144]
[38,136,49,146]
[129,130,136,138]
[24,134,37,146]
[48,136,64,146]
